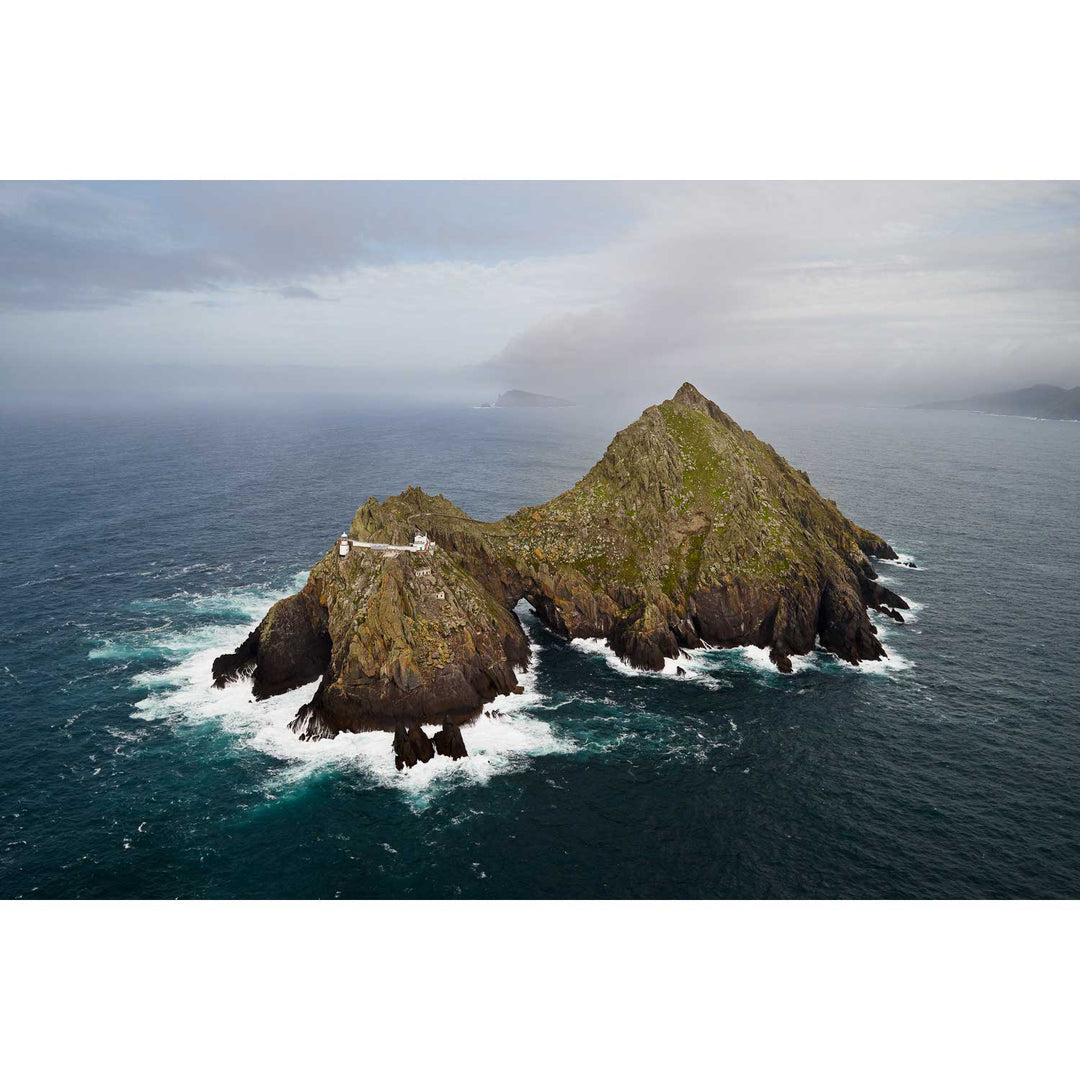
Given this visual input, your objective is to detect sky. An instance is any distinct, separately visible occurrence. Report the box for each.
[1,181,1078,407]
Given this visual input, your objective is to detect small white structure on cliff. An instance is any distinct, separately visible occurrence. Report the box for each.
[337,532,433,557]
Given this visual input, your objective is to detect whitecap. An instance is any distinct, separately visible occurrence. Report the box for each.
[847,649,914,675]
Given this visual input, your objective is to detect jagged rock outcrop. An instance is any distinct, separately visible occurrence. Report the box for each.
[393,721,435,770]
[212,589,330,697]
[213,382,909,752]
[432,719,468,760]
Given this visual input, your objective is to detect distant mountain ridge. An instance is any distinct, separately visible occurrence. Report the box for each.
[919,384,1080,421]
[492,389,573,408]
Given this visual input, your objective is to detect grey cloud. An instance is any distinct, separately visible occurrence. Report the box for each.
[0,181,638,311]
[2,182,1077,404]
[485,183,1080,403]
[277,285,323,300]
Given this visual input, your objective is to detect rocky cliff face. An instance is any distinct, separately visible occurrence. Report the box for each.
[295,533,526,741]
[418,383,905,672]
[213,383,908,753]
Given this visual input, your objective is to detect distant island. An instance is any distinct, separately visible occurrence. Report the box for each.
[213,383,907,769]
[489,389,574,408]
[918,384,1080,421]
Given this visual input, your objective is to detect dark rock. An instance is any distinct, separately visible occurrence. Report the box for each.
[213,591,330,698]
[818,579,886,664]
[393,722,416,770]
[290,681,338,742]
[211,626,259,686]
[769,647,794,673]
[393,721,435,769]
[433,720,468,760]
[411,722,434,764]
[676,666,686,676]
[860,576,909,612]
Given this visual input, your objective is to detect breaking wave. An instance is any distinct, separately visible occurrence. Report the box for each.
[567,635,726,688]
[120,589,571,807]
[97,566,921,808]
[569,634,823,681]
[567,626,912,680]
[875,552,924,570]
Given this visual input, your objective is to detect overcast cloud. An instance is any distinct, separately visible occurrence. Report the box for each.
[1,181,1077,404]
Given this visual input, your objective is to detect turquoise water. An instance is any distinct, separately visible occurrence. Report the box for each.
[1,397,1077,897]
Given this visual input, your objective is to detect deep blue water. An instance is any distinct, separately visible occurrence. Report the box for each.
[1,396,1078,898]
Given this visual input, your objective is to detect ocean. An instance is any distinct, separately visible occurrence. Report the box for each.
[1,395,1078,898]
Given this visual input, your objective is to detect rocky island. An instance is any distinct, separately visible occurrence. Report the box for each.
[213,383,907,765]
[491,389,574,407]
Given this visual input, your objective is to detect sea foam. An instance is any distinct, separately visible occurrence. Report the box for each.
[875,552,924,571]
[568,633,816,680]
[568,635,726,688]
[125,591,571,806]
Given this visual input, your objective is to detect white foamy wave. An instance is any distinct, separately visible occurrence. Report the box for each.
[859,615,915,674]
[130,572,310,620]
[569,628,910,681]
[844,644,914,675]
[569,631,819,680]
[713,645,816,675]
[568,635,726,689]
[91,621,246,663]
[876,553,923,570]
[899,598,925,623]
[126,592,571,805]
[92,574,311,663]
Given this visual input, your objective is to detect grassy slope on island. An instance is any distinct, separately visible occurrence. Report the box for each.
[416,383,905,673]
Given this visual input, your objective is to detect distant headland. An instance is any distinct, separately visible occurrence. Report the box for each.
[483,389,574,408]
[917,383,1080,421]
